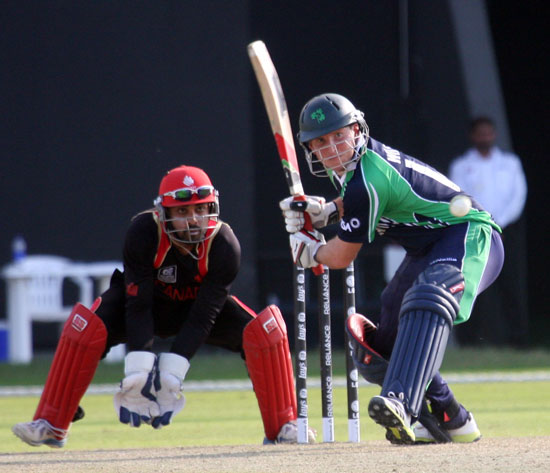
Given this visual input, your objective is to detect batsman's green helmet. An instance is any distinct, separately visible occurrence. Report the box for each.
[297,93,367,143]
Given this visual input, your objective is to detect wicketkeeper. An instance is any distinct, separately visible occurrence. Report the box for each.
[13,165,313,447]
[281,93,504,444]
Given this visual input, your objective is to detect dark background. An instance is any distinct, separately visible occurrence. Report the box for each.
[1,1,547,349]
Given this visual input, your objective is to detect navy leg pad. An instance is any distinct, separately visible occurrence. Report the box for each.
[381,264,464,417]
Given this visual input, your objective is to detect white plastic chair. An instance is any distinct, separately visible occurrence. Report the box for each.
[2,255,94,363]
[71,260,126,362]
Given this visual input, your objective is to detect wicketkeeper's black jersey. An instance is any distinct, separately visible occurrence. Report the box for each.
[122,210,241,357]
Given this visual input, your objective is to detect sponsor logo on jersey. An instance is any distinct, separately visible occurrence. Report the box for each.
[340,217,361,232]
[158,265,177,283]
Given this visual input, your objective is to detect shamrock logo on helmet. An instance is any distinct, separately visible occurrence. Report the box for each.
[310,108,326,123]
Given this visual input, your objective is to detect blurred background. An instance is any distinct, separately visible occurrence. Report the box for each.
[1,0,547,356]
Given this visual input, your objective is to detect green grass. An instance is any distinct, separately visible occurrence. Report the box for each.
[1,381,549,452]
[441,347,550,372]
[1,347,550,452]
[2,346,550,386]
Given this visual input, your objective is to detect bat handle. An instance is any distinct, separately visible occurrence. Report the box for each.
[292,195,325,275]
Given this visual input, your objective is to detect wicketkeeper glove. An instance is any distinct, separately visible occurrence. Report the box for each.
[152,353,189,429]
[279,195,339,233]
[289,229,326,269]
[113,351,160,427]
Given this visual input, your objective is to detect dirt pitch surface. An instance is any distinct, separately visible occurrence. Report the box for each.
[2,437,549,473]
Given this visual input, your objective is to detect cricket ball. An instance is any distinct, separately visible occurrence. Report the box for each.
[449,194,472,217]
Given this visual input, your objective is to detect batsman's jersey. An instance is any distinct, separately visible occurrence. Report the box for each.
[337,138,501,252]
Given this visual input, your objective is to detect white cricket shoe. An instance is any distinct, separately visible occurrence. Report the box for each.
[263,420,317,444]
[414,412,481,443]
[368,394,415,445]
[12,419,67,448]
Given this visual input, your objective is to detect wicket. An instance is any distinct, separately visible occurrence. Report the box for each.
[293,265,309,443]
[293,263,360,444]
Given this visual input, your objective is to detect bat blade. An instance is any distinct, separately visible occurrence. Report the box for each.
[248,40,324,276]
[248,40,304,196]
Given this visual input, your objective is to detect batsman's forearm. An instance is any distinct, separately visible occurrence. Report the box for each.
[315,237,362,269]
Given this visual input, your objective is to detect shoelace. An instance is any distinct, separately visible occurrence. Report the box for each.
[387,391,407,420]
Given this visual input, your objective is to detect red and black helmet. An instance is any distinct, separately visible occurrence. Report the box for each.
[154,165,220,247]
[156,165,219,208]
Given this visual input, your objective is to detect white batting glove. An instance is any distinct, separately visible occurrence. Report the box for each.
[152,353,189,429]
[279,196,339,233]
[289,229,326,268]
[113,351,160,427]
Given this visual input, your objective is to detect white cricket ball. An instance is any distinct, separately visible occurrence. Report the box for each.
[449,194,472,217]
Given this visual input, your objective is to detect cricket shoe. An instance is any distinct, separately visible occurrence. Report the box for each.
[414,412,481,443]
[12,419,67,448]
[263,420,317,444]
[368,393,415,445]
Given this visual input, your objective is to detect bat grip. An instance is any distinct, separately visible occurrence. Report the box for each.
[293,195,325,275]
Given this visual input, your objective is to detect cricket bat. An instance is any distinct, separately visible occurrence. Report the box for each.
[247,40,323,275]
[247,40,304,197]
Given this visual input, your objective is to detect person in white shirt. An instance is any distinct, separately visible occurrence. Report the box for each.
[449,116,529,347]
[449,117,527,229]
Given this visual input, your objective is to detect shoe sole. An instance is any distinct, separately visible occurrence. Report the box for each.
[450,433,482,443]
[414,433,481,444]
[414,436,437,444]
[368,397,415,445]
[414,412,482,444]
[413,425,481,444]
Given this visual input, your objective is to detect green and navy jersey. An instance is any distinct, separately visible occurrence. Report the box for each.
[337,138,501,252]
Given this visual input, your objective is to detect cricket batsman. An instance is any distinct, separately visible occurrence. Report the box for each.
[281,93,504,444]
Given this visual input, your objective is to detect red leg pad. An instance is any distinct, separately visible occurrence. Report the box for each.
[243,305,297,441]
[34,303,107,433]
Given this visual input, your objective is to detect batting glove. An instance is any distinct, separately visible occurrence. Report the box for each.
[114,351,160,427]
[152,353,189,429]
[289,229,326,269]
[279,196,339,233]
